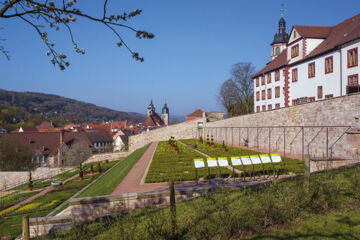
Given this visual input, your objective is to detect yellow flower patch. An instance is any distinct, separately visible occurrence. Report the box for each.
[1,205,19,215]
[45,200,59,208]
[16,202,41,213]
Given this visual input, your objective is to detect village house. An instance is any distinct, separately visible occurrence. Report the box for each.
[253,13,359,112]
[0,130,114,167]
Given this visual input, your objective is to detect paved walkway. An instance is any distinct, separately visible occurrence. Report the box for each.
[0,174,79,215]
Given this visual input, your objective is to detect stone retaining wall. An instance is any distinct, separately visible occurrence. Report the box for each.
[204,94,360,160]
[0,167,72,191]
[84,152,128,164]
[129,118,206,152]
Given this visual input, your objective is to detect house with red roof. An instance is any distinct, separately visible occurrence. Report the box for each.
[1,131,113,167]
[253,12,360,112]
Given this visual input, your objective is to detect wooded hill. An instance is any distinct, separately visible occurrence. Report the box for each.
[0,89,145,126]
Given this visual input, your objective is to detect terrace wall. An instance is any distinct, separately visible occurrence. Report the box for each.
[129,118,206,152]
[130,93,360,160]
[204,93,360,160]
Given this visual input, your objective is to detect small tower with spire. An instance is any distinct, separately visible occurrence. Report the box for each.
[161,101,169,126]
[271,3,289,60]
[147,99,155,117]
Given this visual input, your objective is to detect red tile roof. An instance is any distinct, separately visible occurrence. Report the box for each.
[12,126,39,133]
[144,113,165,128]
[252,14,360,78]
[306,14,360,59]
[252,49,288,78]
[293,25,331,39]
[36,122,56,132]
[187,109,204,118]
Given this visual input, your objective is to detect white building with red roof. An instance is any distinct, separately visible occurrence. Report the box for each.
[253,13,359,112]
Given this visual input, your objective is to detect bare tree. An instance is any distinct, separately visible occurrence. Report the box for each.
[62,140,92,166]
[217,62,255,117]
[0,0,154,70]
[0,138,34,171]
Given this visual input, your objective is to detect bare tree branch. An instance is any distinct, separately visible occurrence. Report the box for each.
[0,0,154,69]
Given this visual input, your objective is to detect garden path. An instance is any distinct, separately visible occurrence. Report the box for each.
[0,174,79,215]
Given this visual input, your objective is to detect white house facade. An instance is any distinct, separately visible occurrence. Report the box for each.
[253,14,359,112]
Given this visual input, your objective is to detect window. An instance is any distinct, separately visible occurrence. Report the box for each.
[262,105,266,111]
[283,69,286,76]
[276,47,280,55]
[267,73,271,84]
[292,99,297,105]
[256,106,260,112]
[275,86,280,98]
[267,88,272,99]
[261,90,266,100]
[256,77,259,87]
[256,91,260,101]
[325,94,333,99]
[292,68,298,82]
[275,70,280,81]
[309,97,315,102]
[275,103,280,109]
[325,56,333,73]
[291,44,299,58]
[348,74,359,87]
[268,104,272,110]
[308,62,315,78]
[318,86,323,99]
[293,31,297,38]
[348,48,358,68]
[261,76,265,85]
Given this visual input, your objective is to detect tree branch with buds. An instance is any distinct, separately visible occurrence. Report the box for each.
[0,0,154,70]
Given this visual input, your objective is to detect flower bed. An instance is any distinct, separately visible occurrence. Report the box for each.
[180,139,304,176]
[145,141,232,183]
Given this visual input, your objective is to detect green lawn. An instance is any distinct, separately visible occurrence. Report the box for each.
[77,144,151,197]
[181,138,304,176]
[38,165,360,240]
[10,179,51,191]
[145,141,232,183]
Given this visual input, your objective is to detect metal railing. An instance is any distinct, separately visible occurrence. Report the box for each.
[198,125,352,160]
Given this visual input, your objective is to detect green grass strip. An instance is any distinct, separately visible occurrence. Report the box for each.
[77,144,151,197]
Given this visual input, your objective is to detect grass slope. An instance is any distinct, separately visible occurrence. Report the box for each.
[39,164,360,240]
[77,144,150,197]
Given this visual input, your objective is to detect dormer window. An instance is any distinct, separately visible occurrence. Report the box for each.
[276,47,280,55]
[291,44,299,58]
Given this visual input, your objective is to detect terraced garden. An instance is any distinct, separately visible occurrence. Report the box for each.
[181,139,304,176]
[0,160,119,239]
[145,141,232,183]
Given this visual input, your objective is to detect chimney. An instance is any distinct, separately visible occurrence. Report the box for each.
[60,130,64,145]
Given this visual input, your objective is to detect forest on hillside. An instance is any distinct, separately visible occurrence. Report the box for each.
[0,89,145,128]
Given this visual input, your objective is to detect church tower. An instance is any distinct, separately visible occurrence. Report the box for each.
[271,5,289,60]
[147,100,155,117]
[161,102,169,126]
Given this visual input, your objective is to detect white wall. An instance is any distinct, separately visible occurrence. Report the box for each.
[306,38,324,55]
[341,40,360,95]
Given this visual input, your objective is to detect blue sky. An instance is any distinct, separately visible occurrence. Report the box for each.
[1,0,359,117]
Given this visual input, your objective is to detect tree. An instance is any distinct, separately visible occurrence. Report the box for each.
[62,140,92,166]
[217,62,255,117]
[0,0,154,70]
[0,138,35,171]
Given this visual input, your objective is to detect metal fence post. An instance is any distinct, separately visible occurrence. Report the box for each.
[302,127,305,161]
[326,127,329,159]
[304,155,310,194]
